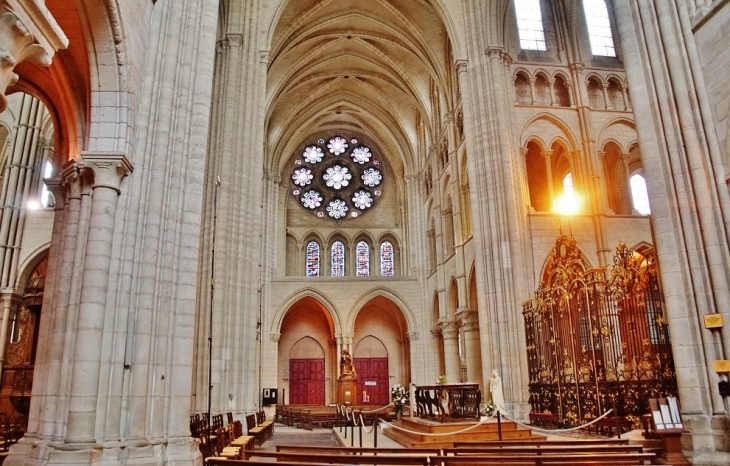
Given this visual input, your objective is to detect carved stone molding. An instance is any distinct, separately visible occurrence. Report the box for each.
[0,1,68,112]
[81,152,133,194]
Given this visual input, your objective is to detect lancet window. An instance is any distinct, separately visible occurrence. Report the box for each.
[515,0,547,51]
[306,241,320,277]
[331,241,345,276]
[630,174,650,215]
[356,241,370,277]
[380,241,394,276]
[583,0,616,57]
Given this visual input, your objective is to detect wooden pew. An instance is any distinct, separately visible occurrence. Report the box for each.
[443,445,645,455]
[275,445,441,455]
[242,450,430,465]
[452,438,630,447]
[431,452,660,465]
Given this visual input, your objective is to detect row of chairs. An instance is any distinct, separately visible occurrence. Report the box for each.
[245,411,273,446]
[190,412,255,458]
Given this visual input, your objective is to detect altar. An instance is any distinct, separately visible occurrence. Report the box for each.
[414,383,481,421]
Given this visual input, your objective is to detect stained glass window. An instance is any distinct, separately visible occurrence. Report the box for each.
[356,241,369,277]
[583,0,616,56]
[380,241,394,276]
[331,241,345,276]
[306,241,320,277]
[290,135,384,219]
[515,0,546,51]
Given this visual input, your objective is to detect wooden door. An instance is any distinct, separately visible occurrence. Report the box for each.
[289,358,325,405]
[354,358,389,405]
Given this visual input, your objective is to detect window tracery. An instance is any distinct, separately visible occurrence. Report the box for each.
[290,136,384,220]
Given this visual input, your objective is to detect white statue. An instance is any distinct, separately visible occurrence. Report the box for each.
[489,370,508,415]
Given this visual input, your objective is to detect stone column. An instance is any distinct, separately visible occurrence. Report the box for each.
[548,78,558,106]
[64,153,131,444]
[543,150,555,206]
[457,308,482,385]
[438,320,461,384]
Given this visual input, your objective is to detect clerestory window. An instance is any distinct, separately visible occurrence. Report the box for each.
[515,0,547,51]
[583,0,616,57]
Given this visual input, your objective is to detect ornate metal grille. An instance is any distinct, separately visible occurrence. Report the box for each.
[523,235,678,428]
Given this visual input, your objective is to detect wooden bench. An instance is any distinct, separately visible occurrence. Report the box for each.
[443,445,645,455]
[275,445,442,455]
[242,450,429,466]
[452,438,630,447]
[431,453,660,465]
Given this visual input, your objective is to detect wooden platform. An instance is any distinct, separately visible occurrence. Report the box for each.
[383,416,542,448]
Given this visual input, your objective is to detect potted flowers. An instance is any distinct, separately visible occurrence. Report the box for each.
[391,384,409,420]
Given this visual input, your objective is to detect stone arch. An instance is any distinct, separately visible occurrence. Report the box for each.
[277,296,336,405]
[346,288,416,334]
[520,113,580,150]
[271,290,342,337]
[14,245,50,292]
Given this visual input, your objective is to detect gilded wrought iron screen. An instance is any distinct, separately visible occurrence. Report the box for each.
[523,235,678,427]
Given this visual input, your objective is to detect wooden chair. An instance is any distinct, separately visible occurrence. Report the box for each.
[245,414,265,446]
[257,410,274,439]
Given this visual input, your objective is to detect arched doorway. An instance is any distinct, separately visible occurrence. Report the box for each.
[352,295,410,406]
[278,297,335,405]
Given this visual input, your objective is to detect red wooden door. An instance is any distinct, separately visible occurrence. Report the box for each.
[354,358,389,405]
[289,359,325,405]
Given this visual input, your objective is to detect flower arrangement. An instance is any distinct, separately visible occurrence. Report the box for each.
[482,400,497,417]
[436,375,447,385]
[391,384,409,415]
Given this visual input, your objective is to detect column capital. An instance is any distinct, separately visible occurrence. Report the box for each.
[486,46,512,66]
[226,33,243,48]
[438,320,460,338]
[61,159,92,199]
[0,1,68,112]
[569,63,585,74]
[454,59,468,76]
[456,308,479,331]
[269,333,281,342]
[81,152,133,194]
[407,331,419,341]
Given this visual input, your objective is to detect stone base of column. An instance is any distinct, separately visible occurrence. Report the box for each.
[678,414,730,466]
[4,437,202,466]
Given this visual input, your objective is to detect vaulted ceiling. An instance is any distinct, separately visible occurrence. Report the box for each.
[266,0,454,179]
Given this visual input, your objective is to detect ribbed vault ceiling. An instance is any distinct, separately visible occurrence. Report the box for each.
[267,0,452,179]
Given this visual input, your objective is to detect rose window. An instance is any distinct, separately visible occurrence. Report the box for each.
[289,135,384,219]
